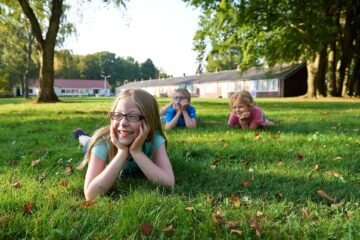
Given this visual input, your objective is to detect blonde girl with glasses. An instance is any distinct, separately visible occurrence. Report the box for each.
[164,88,197,129]
[228,90,275,130]
[75,89,175,201]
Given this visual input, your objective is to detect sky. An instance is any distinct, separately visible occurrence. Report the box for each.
[62,0,201,77]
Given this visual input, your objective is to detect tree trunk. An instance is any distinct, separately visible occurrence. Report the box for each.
[328,41,337,96]
[306,55,319,98]
[338,1,354,96]
[316,47,328,96]
[18,0,62,103]
[23,31,33,99]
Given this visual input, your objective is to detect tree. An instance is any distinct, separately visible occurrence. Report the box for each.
[2,0,127,103]
[184,0,359,97]
[140,59,159,80]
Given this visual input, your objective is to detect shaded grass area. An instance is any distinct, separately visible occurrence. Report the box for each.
[0,97,359,239]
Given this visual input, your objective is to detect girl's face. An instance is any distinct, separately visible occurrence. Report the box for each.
[232,101,250,115]
[111,97,143,146]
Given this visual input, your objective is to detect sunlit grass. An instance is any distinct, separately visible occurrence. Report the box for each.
[0,96,359,239]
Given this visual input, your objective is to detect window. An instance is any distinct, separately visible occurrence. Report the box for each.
[256,79,278,92]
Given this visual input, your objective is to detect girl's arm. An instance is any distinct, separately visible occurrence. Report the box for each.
[131,144,175,189]
[84,149,128,201]
[165,104,182,129]
[159,100,173,116]
[130,123,175,189]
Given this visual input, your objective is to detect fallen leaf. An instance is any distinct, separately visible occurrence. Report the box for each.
[59,179,68,188]
[32,159,40,167]
[250,217,262,237]
[23,202,32,215]
[81,200,95,208]
[163,224,173,233]
[226,221,239,228]
[277,161,285,167]
[249,175,255,181]
[302,210,311,218]
[210,164,217,169]
[314,164,319,171]
[256,211,263,217]
[212,211,225,225]
[242,180,250,188]
[230,195,241,207]
[324,171,342,178]
[230,229,242,235]
[140,223,152,236]
[12,182,22,189]
[316,189,334,204]
[275,193,283,201]
[185,207,195,212]
[321,112,329,115]
[40,148,48,154]
[9,160,17,165]
[210,159,221,169]
[334,156,342,160]
[0,214,12,227]
[223,143,229,148]
[64,166,73,174]
[254,135,262,141]
[296,153,304,161]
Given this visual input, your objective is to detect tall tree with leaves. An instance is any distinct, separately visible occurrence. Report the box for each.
[2,0,127,103]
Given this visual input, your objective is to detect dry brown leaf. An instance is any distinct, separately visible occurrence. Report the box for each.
[256,211,264,217]
[12,182,22,189]
[0,214,12,227]
[210,164,217,169]
[296,153,304,161]
[40,147,48,154]
[314,164,319,171]
[23,202,32,215]
[226,221,239,228]
[32,159,40,167]
[242,180,250,188]
[321,112,329,115]
[250,217,262,237]
[81,200,95,208]
[324,171,342,178]
[277,161,285,167]
[64,166,73,174]
[302,210,311,218]
[9,160,17,165]
[163,224,173,233]
[212,211,225,225]
[223,143,229,148]
[334,156,342,160]
[230,195,241,207]
[185,207,195,212]
[140,223,152,236]
[316,189,335,204]
[230,229,242,235]
[249,175,255,181]
[254,135,262,141]
[59,179,68,188]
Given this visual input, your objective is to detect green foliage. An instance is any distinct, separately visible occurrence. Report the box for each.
[0,97,359,238]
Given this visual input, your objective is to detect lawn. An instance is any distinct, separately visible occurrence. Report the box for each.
[0,96,359,239]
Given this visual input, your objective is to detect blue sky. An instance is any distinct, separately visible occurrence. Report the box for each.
[63,0,201,77]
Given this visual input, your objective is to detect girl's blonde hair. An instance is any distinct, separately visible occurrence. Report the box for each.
[230,90,255,109]
[78,89,166,169]
[174,88,191,102]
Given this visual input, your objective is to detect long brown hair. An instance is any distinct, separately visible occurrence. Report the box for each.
[78,89,167,169]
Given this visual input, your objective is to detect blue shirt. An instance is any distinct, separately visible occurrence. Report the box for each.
[165,105,196,127]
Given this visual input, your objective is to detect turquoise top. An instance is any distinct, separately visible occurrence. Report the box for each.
[91,132,165,176]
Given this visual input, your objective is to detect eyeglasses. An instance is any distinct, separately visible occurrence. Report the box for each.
[109,112,144,122]
[173,96,187,101]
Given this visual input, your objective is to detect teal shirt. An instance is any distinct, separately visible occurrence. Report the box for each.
[91,132,165,176]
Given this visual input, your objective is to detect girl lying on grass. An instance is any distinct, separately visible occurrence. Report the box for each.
[228,90,275,130]
[75,89,175,201]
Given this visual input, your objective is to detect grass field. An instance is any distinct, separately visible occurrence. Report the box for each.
[0,96,359,239]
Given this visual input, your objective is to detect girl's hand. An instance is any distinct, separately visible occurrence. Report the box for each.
[181,99,189,111]
[239,111,250,119]
[129,121,150,154]
[110,125,128,152]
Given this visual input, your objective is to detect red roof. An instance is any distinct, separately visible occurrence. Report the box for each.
[54,79,110,89]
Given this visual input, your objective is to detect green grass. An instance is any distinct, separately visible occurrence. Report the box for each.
[1,96,359,239]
